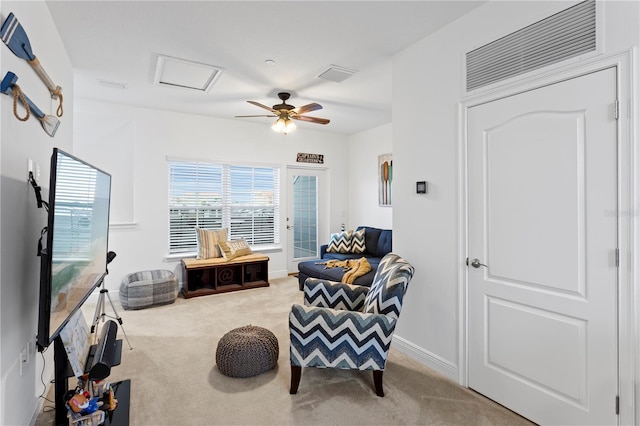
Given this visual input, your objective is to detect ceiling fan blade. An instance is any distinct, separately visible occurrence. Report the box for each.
[247,100,276,113]
[292,115,330,125]
[235,114,275,118]
[294,103,323,115]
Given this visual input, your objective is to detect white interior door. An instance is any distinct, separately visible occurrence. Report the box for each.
[286,167,327,274]
[467,68,618,425]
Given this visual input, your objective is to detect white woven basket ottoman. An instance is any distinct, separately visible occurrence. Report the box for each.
[119,269,178,310]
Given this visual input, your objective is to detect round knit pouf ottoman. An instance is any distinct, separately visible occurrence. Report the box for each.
[119,269,178,310]
[216,325,279,378]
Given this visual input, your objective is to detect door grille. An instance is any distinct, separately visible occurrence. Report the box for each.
[466,0,596,91]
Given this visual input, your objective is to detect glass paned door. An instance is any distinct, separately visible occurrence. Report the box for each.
[287,167,327,274]
[292,175,317,258]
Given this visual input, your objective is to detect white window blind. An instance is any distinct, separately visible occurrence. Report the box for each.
[168,161,280,254]
[52,154,98,260]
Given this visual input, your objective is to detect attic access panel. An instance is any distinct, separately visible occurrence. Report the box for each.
[154,55,224,92]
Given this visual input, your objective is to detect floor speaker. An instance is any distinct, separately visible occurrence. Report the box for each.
[89,320,118,380]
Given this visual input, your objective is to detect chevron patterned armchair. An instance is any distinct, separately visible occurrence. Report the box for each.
[289,253,414,397]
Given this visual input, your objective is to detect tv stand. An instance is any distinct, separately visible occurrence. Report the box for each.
[53,336,131,426]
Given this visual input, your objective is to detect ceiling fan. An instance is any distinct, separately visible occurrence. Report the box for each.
[235,92,330,133]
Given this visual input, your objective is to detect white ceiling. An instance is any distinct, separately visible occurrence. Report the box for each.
[46,1,486,135]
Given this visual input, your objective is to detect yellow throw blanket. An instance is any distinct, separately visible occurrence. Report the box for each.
[316,257,372,284]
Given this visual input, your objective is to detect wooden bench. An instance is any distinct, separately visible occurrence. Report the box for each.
[181,253,269,298]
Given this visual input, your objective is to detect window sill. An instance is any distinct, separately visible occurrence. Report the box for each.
[109,222,138,230]
[164,245,282,262]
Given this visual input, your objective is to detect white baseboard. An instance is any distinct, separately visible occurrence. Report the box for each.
[269,269,289,280]
[30,390,48,426]
[392,335,459,382]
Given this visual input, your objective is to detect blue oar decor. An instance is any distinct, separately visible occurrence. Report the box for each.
[1,71,60,137]
[0,12,63,116]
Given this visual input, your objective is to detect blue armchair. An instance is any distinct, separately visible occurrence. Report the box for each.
[289,253,414,397]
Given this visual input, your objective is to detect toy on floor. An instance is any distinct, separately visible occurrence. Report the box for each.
[103,385,118,411]
[65,389,101,415]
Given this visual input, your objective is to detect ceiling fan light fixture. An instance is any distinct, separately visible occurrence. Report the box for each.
[272,116,296,134]
[238,92,327,133]
[271,117,286,132]
[284,119,296,133]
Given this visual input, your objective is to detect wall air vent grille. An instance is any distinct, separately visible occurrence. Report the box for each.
[466,0,596,92]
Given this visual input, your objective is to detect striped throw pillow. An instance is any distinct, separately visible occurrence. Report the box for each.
[351,228,366,254]
[327,230,353,253]
[195,227,228,259]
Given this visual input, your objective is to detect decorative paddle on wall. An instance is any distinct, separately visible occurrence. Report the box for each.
[0,12,64,116]
[1,71,60,137]
[388,160,393,203]
[378,153,392,206]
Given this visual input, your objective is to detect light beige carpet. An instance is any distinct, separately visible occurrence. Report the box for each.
[36,276,533,425]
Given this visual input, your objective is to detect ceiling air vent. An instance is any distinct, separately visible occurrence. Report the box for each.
[97,79,127,90]
[317,65,357,83]
[466,0,596,92]
[154,55,224,92]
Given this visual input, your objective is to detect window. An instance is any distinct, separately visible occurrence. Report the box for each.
[168,161,280,254]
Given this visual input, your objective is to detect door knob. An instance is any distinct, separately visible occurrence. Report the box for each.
[287,225,294,230]
[469,258,487,268]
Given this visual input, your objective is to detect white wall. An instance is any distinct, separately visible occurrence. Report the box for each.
[0,2,74,424]
[74,99,350,294]
[392,0,639,390]
[347,123,392,230]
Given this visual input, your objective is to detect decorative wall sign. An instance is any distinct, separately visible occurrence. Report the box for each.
[297,153,324,164]
[379,153,392,206]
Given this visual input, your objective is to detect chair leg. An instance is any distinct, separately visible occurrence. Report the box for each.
[290,365,302,394]
[373,370,384,397]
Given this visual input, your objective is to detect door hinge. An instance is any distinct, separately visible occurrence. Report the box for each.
[614,100,619,120]
[616,395,619,415]
[615,248,619,267]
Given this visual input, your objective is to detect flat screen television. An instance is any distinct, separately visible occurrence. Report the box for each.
[37,148,112,351]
